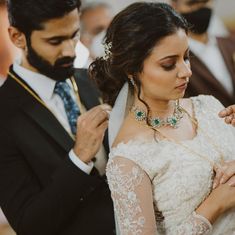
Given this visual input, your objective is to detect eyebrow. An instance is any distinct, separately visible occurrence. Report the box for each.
[44,28,80,41]
[159,48,190,61]
[186,0,209,5]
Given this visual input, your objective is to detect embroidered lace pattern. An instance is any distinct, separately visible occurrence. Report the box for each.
[107,95,235,235]
[106,159,146,234]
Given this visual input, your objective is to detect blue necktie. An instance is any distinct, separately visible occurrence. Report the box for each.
[54,81,80,135]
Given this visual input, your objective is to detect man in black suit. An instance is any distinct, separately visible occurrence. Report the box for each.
[0,0,115,234]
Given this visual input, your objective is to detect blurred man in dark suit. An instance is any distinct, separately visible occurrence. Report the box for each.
[171,0,235,106]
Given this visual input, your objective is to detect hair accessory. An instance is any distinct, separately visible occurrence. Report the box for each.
[131,100,184,128]
[102,42,112,60]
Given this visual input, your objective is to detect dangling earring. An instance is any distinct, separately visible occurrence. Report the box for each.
[129,77,135,86]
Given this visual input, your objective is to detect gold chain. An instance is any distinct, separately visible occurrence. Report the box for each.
[8,71,81,140]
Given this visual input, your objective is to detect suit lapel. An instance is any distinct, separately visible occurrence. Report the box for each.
[74,69,110,154]
[217,37,235,93]
[8,69,74,152]
[74,70,100,109]
[190,51,233,98]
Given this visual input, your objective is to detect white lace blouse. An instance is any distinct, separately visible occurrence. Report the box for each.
[107,95,235,235]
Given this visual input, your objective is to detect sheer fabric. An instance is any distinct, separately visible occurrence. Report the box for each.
[107,95,235,235]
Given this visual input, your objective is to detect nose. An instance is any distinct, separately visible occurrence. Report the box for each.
[177,61,192,79]
[61,39,76,58]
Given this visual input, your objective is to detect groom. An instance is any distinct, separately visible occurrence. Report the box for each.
[0,0,115,234]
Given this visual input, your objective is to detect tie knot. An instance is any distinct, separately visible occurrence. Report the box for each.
[54,81,71,95]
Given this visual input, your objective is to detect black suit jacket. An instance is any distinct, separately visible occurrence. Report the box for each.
[185,36,235,107]
[0,67,115,235]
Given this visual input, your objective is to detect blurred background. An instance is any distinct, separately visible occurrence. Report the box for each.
[82,0,235,30]
[0,0,234,234]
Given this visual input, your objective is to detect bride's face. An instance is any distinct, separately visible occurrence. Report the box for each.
[138,29,192,102]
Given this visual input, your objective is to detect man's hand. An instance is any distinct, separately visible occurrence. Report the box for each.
[218,105,235,126]
[73,104,111,163]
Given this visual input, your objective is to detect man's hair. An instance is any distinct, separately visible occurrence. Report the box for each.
[7,0,81,36]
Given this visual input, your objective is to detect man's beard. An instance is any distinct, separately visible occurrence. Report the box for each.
[26,43,75,81]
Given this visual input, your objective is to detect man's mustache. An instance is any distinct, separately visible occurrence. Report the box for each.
[55,57,75,67]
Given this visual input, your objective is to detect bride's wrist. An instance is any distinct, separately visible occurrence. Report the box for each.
[195,195,222,224]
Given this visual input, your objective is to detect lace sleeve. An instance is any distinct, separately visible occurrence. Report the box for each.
[173,212,212,235]
[106,156,156,235]
[107,156,213,235]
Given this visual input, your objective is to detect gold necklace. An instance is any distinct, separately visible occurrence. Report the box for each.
[8,71,82,140]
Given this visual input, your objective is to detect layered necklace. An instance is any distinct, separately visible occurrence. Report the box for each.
[130,100,184,129]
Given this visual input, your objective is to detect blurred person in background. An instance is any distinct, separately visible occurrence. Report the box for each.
[0,1,17,234]
[0,0,20,86]
[171,0,235,107]
[79,2,113,67]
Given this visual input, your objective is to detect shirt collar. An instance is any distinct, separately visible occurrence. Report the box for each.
[13,58,57,101]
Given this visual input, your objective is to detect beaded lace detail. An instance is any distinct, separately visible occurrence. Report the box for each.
[107,95,235,235]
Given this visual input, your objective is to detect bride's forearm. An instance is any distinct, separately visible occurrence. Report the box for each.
[195,192,223,224]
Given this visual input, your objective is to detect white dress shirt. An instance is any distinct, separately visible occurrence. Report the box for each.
[0,77,5,87]
[13,60,94,174]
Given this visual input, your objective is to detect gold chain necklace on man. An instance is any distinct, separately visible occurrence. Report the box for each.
[130,102,225,169]
[8,71,82,140]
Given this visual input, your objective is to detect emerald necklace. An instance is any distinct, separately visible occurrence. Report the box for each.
[130,101,184,128]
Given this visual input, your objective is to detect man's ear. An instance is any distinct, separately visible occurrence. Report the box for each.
[8,26,27,50]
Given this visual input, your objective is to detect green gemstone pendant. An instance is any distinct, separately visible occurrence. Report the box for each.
[135,110,146,121]
[167,117,178,128]
[151,117,162,128]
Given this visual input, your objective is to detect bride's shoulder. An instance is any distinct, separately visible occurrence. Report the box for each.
[182,95,224,113]
[112,115,152,148]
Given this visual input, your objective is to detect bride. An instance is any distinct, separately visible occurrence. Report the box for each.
[90,2,235,234]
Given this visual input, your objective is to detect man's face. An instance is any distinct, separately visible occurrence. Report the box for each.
[173,0,213,13]
[26,8,80,80]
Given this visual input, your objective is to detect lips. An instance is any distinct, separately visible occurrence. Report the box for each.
[175,82,188,89]
[61,62,73,68]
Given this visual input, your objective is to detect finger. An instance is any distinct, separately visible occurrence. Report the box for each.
[220,167,235,184]
[224,116,232,124]
[227,176,235,187]
[219,105,235,118]
[231,117,235,127]
[87,104,111,120]
[78,104,111,127]
[96,120,109,138]
[213,167,224,189]
[89,109,110,128]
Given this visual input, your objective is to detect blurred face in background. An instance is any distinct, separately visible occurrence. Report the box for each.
[172,0,213,34]
[80,5,112,58]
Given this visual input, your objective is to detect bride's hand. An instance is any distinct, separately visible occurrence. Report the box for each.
[213,161,235,189]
